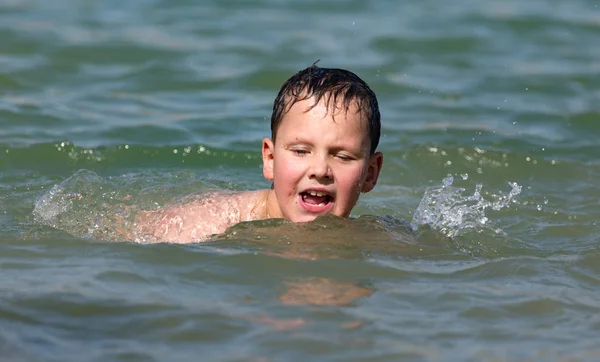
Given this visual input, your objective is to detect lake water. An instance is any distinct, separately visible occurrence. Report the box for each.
[1,0,600,360]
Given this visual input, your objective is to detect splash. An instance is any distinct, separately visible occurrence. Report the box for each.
[32,170,137,240]
[32,169,242,242]
[410,175,521,239]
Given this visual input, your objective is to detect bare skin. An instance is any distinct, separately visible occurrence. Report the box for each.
[131,190,270,243]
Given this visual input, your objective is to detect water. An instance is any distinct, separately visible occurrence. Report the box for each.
[2,0,600,360]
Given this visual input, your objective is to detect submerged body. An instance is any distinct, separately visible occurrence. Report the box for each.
[132,65,383,243]
[133,97,382,243]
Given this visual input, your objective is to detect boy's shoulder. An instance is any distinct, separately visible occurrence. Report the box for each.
[133,190,267,243]
[180,190,266,222]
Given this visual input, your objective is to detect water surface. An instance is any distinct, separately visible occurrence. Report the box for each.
[1,0,600,360]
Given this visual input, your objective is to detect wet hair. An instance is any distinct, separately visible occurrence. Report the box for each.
[270,62,381,155]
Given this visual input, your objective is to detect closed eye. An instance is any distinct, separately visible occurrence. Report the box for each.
[291,149,309,156]
[335,153,355,161]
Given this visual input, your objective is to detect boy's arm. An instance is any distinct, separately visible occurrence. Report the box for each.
[132,193,241,243]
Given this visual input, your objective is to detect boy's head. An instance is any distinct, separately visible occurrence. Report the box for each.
[262,63,383,222]
[270,63,381,155]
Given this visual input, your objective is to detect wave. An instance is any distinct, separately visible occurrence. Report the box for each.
[0,141,262,173]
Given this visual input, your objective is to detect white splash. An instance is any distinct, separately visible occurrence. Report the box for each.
[411,175,521,238]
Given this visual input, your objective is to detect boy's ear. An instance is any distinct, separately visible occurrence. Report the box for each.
[262,138,275,181]
[361,152,383,193]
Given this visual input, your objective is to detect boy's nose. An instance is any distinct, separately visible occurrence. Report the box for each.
[309,156,332,180]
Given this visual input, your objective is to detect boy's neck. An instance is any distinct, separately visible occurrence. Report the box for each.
[264,189,282,220]
[243,189,281,221]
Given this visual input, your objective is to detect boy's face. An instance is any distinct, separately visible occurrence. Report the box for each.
[262,96,383,222]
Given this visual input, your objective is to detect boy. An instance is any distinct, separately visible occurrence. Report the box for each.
[133,64,383,243]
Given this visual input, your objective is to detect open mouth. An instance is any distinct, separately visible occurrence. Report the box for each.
[299,190,334,213]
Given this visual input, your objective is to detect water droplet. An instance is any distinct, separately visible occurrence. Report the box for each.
[442,175,454,187]
[411,177,521,238]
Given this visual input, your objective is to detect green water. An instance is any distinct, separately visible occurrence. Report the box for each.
[2,0,600,360]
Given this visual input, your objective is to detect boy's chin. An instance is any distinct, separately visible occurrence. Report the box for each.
[288,210,343,223]
[285,212,322,223]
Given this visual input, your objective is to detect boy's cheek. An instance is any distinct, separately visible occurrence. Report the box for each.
[275,158,304,175]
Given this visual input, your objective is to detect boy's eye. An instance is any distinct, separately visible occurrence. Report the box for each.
[336,154,354,161]
[291,149,308,156]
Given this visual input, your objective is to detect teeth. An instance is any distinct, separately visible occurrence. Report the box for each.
[308,190,326,197]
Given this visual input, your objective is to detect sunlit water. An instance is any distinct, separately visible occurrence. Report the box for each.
[1,0,600,361]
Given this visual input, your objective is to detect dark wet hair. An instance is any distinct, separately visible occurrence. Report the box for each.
[270,62,381,155]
